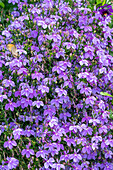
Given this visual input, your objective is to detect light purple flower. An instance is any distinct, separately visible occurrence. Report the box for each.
[21,145,34,158]
[7,157,19,169]
[13,128,23,140]
[4,136,17,149]
[32,100,44,108]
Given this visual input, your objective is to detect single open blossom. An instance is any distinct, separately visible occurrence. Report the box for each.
[49,117,58,127]
[32,100,44,108]
[4,136,17,149]
[44,158,55,169]
[36,150,48,158]
[2,79,15,87]
[97,4,113,16]
[38,85,49,93]
[69,152,82,162]
[13,128,23,140]
[5,100,16,111]
[21,145,34,158]
[7,157,19,169]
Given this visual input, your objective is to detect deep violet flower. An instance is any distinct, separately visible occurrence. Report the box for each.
[97,4,113,16]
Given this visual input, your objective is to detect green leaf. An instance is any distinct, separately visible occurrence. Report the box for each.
[96,0,103,5]
[100,92,113,97]
[0,1,5,8]
[102,0,106,6]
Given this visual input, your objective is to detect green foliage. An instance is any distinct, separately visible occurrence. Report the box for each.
[0,0,5,8]
[100,92,113,98]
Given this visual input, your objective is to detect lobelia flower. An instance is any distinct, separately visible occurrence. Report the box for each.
[2,30,12,38]
[44,158,55,169]
[13,128,23,140]
[4,136,17,149]
[31,72,44,81]
[55,87,67,97]
[21,98,32,108]
[0,161,8,170]
[0,94,7,102]
[97,4,113,17]
[49,116,58,127]
[52,163,65,170]
[104,150,113,159]
[21,145,34,158]
[7,157,19,169]
[36,150,48,159]
[21,87,33,97]
[82,145,92,154]
[69,150,82,163]
[38,85,49,93]
[24,129,35,137]
[5,99,16,111]
[32,100,44,108]
[2,79,15,87]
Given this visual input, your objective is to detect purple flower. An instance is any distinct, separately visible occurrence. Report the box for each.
[36,150,48,158]
[13,128,23,140]
[52,128,65,142]
[91,135,102,143]
[21,87,33,97]
[105,139,113,147]
[51,98,63,108]
[55,87,67,97]
[8,0,20,5]
[89,118,100,126]
[44,158,54,169]
[52,163,65,170]
[38,85,49,93]
[98,100,105,110]
[32,72,44,81]
[2,79,15,87]
[21,145,34,158]
[64,138,76,147]
[5,100,16,111]
[2,30,12,38]
[0,94,7,102]
[21,98,32,108]
[69,151,82,162]
[0,161,8,169]
[82,145,92,154]
[30,30,38,38]
[32,100,44,108]
[24,129,35,137]
[85,96,96,105]
[91,142,98,150]
[49,117,58,127]
[99,125,107,134]
[105,150,113,159]
[4,136,17,149]
[7,157,19,169]
[17,68,28,75]
[97,4,113,16]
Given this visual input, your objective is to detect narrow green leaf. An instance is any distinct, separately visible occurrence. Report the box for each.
[0,1,5,8]
[102,0,106,6]
[100,92,113,97]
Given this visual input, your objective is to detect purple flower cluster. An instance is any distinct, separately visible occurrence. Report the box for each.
[0,0,113,169]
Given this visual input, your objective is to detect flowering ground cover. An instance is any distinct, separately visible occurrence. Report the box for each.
[0,0,113,169]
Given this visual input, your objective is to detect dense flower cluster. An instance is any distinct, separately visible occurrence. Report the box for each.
[0,0,113,169]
